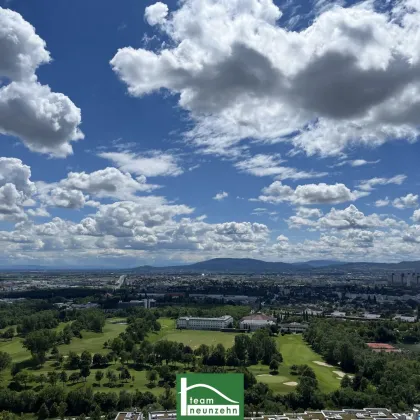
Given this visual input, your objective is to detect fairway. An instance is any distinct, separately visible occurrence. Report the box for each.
[57,321,126,355]
[0,318,127,363]
[276,334,341,393]
[247,334,342,394]
[148,319,236,349]
[159,329,237,349]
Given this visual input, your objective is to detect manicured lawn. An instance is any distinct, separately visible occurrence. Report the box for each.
[57,321,126,355]
[275,334,341,393]
[148,318,237,349]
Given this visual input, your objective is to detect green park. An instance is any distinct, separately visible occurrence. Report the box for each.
[0,316,343,397]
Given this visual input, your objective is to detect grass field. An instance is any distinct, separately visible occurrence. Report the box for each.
[152,319,342,394]
[0,317,341,396]
[248,334,342,394]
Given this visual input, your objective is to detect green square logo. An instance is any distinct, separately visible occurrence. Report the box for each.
[176,373,244,420]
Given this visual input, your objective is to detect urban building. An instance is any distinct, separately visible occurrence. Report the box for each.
[366,343,401,353]
[330,311,346,318]
[240,313,276,331]
[388,272,420,286]
[117,299,156,309]
[176,315,233,330]
[394,314,417,322]
[279,322,308,333]
[115,412,143,420]
[135,407,420,420]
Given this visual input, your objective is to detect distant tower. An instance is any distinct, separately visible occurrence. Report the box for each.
[417,274,420,286]
[406,273,412,287]
[401,272,405,285]
[391,273,395,284]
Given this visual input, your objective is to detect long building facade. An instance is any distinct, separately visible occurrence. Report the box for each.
[176,315,233,330]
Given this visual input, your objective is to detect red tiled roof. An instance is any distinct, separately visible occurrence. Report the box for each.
[366,343,396,349]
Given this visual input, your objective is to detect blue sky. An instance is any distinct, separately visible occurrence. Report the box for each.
[1,0,420,267]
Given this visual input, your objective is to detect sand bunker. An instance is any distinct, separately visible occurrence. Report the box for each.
[313,361,333,367]
[334,371,354,379]
[257,374,273,377]
[333,370,346,378]
[283,381,298,386]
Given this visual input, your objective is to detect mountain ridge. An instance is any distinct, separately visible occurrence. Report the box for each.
[130,257,420,273]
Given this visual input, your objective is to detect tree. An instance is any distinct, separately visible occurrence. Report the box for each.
[341,374,352,388]
[2,328,14,340]
[58,402,67,420]
[60,371,68,387]
[69,372,81,384]
[48,371,59,385]
[110,338,124,355]
[23,330,57,365]
[38,373,47,386]
[154,340,178,365]
[95,370,104,384]
[158,385,176,410]
[80,351,92,368]
[37,403,49,420]
[80,365,91,382]
[120,367,131,382]
[157,365,175,385]
[0,352,12,373]
[106,370,118,387]
[67,352,81,370]
[50,402,59,418]
[93,353,107,367]
[118,390,133,411]
[120,351,130,365]
[14,371,30,389]
[269,359,279,373]
[146,369,158,386]
[90,405,102,420]
[0,412,19,420]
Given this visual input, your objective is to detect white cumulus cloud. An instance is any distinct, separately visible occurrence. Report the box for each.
[213,191,228,201]
[257,181,367,205]
[0,7,83,156]
[393,193,419,209]
[145,2,169,26]
[111,0,420,157]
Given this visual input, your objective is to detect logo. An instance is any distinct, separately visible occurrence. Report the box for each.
[177,373,244,420]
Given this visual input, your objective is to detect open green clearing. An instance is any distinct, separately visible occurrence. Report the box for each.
[0,317,341,395]
[250,334,342,394]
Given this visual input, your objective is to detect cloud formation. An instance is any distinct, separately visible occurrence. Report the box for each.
[213,191,228,201]
[99,151,183,177]
[256,180,367,205]
[393,193,419,209]
[112,0,420,157]
[235,154,327,180]
[0,7,83,156]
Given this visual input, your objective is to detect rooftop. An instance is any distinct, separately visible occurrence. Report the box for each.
[177,315,232,321]
[241,314,276,321]
[140,408,418,420]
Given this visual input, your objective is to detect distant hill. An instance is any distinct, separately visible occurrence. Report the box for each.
[294,260,343,268]
[132,258,307,273]
[131,258,420,274]
[330,260,420,272]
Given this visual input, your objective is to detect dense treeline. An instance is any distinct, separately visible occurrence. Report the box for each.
[304,319,420,410]
[0,301,55,329]
[17,311,60,335]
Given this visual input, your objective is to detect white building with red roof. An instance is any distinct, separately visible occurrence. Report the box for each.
[239,313,276,331]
